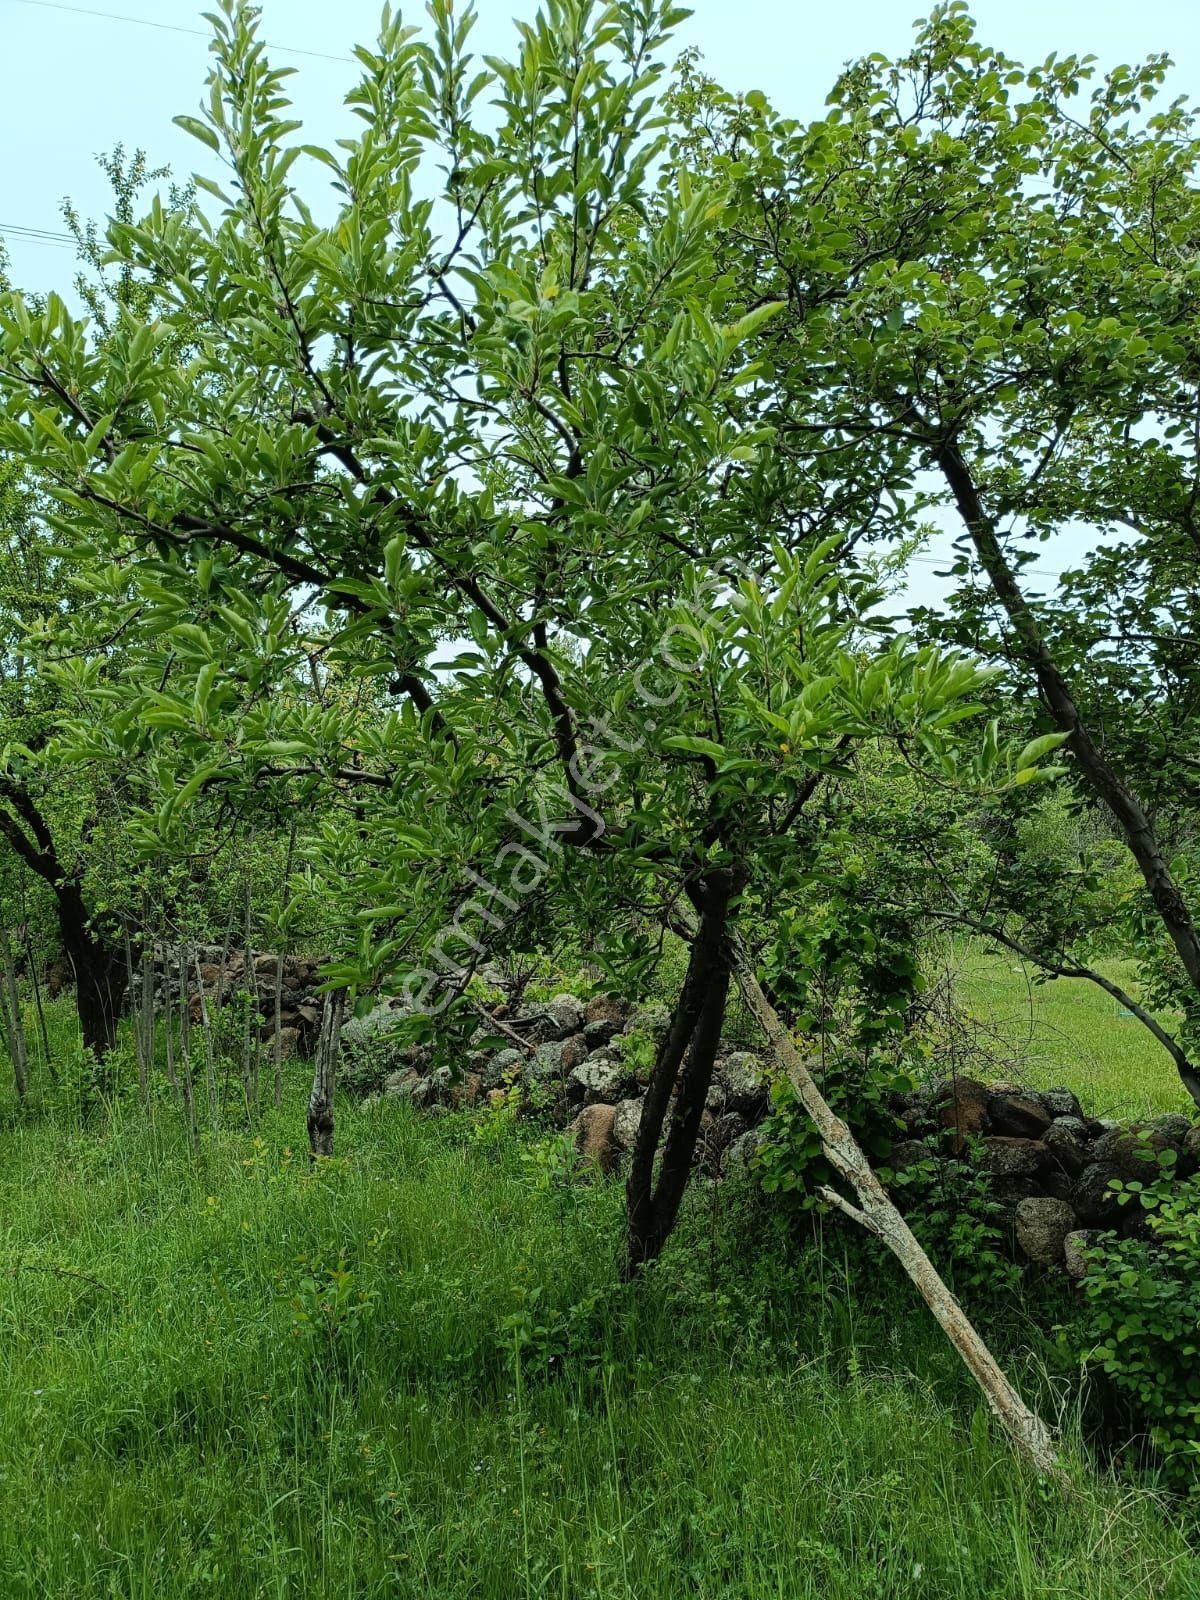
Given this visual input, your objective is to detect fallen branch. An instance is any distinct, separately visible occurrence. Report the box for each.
[729,934,1063,1480]
[469,998,537,1055]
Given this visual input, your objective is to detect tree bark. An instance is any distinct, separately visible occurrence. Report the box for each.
[625,869,738,1275]
[0,779,126,1057]
[730,935,1061,1478]
[0,926,29,1101]
[307,989,345,1161]
[56,878,125,1057]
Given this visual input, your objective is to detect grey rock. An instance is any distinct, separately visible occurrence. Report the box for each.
[1041,1087,1085,1122]
[1043,1121,1087,1177]
[992,1176,1041,1206]
[977,1137,1047,1178]
[339,1003,403,1051]
[584,993,629,1033]
[719,1052,769,1118]
[511,1003,576,1044]
[889,1139,932,1171]
[1015,1197,1077,1266]
[560,1035,590,1073]
[709,1110,748,1152]
[525,1040,569,1083]
[383,1068,421,1099]
[411,1065,456,1110]
[614,1100,643,1152]
[623,1001,672,1040]
[1149,1114,1193,1144]
[584,1017,620,1047]
[545,993,585,1037]
[481,1047,524,1090]
[568,1053,634,1105]
[1071,1163,1123,1226]
[612,1097,644,1152]
[987,1092,1052,1139]
[1051,1115,1089,1140]
[1042,1170,1076,1203]
[1091,1125,1176,1176]
[723,1128,763,1173]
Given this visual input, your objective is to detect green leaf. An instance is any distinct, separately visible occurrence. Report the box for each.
[662,735,727,762]
[1015,731,1070,772]
[173,115,221,153]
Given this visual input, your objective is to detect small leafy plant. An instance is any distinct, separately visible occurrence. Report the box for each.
[1067,1171,1200,1490]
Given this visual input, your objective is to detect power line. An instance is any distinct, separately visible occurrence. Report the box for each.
[0,222,74,249]
[2,0,355,63]
[0,222,73,240]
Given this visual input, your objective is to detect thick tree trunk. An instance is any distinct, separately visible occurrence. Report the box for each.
[57,879,125,1058]
[730,936,1061,1478]
[0,781,126,1056]
[625,870,738,1276]
[307,989,345,1161]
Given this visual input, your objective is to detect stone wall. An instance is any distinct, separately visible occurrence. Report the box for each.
[146,944,327,1057]
[368,988,1200,1272]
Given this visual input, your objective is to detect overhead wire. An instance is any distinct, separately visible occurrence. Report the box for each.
[1,0,355,62]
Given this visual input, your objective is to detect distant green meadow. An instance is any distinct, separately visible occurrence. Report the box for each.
[947,942,1191,1120]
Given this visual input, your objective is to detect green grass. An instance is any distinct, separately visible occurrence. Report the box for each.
[0,1082,1196,1599]
[943,940,1192,1120]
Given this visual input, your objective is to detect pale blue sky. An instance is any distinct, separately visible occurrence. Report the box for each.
[2,0,1196,290]
[1,0,1195,605]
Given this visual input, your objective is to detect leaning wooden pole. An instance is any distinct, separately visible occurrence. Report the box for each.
[729,937,1061,1478]
[307,989,345,1161]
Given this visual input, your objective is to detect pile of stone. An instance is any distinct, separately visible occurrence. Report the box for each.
[147,944,327,1056]
[373,990,770,1177]
[891,1075,1200,1271]
[368,991,1199,1275]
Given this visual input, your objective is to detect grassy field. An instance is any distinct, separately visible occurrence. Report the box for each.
[0,1084,1197,1599]
[942,941,1192,1120]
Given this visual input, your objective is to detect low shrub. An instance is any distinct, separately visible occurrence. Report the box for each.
[1066,1170,1200,1492]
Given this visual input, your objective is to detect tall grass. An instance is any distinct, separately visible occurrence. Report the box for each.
[0,1082,1195,1598]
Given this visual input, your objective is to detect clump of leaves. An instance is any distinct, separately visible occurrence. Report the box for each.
[753,1046,911,1202]
[889,1141,1021,1298]
[1067,1169,1200,1491]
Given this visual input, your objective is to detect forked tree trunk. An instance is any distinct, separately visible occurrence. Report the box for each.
[730,937,1061,1478]
[625,869,740,1276]
[307,989,345,1161]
